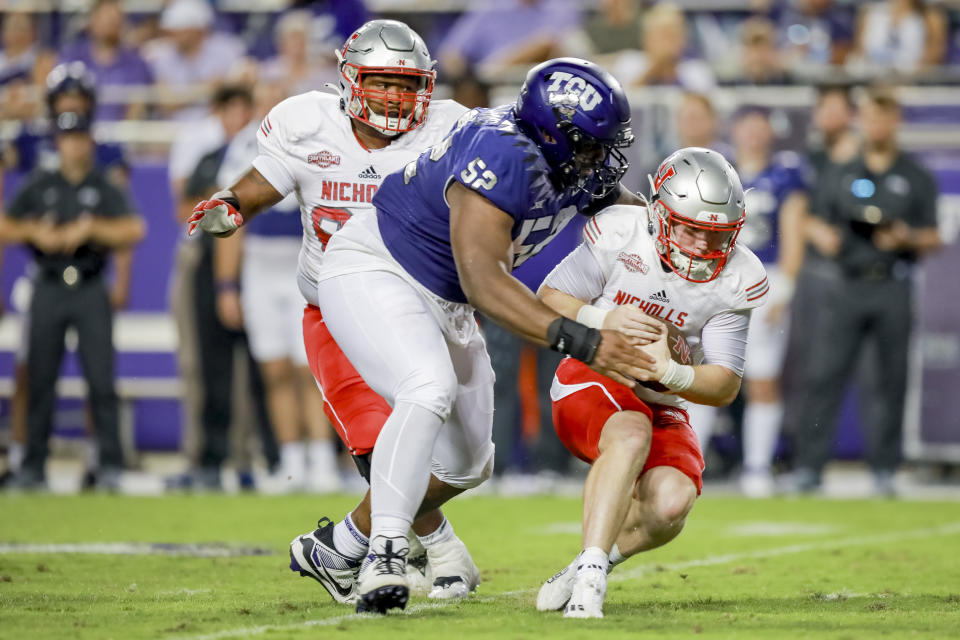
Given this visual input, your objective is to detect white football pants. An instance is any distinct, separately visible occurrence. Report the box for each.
[316,269,495,537]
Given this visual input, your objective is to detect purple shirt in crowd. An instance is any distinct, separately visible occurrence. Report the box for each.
[59,40,154,121]
[439,0,581,67]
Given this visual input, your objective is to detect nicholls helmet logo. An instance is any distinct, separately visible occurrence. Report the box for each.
[617,252,649,274]
[545,71,602,112]
[654,165,675,191]
[308,150,341,169]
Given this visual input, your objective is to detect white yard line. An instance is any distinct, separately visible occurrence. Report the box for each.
[178,521,960,640]
[0,542,272,557]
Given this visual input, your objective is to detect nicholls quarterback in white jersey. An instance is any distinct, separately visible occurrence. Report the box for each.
[544,200,769,411]
[251,90,467,306]
[535,148,768,620]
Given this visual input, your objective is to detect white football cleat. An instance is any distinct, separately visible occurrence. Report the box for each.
[563,569,606,619]
[405,531,432,596]
[537,557,578,611]
[355,535,409,614]
[426,534,481,599]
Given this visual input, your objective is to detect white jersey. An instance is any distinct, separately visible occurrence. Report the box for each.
[543,204,768,407]
[251,91,468,303]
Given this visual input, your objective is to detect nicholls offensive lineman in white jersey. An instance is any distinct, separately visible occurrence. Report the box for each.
[187,19,482,610]
[251,90,467,306]
[535,148,767,619]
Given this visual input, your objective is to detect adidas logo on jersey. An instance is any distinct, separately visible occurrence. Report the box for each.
[649,289,669,303]
[358,165,381,179]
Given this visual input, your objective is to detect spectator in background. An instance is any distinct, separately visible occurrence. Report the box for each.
[449,70,491,110]
[725,107,808,496]
[142,0,247,120]
[166,81,235,473]
[642,92,730,190]
[610,3,715,92]
[776,0,855,69]
[781,83,859,464]
[6,62,128,184]
[58,0,154,122]
[438,0,582,78]
[790,87,942,496]
[0,12,55,123]
[207,82,342,493]
[735,16,793,85]
[0,110,145,492]
[850,0,947,75]
[1,63,135,488]
[259,10,338,97]
[171,85,278,491]
[565,0,643,61]
[806,83,861,177]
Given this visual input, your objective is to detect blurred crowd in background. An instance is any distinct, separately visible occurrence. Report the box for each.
[0,0,958,496]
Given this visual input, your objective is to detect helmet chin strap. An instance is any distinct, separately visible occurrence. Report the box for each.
[365,111,405,137]
[669,246,715,279]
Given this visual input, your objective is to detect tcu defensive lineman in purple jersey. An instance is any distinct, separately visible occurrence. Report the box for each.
[315,58,659,614]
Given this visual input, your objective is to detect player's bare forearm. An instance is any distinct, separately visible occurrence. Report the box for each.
[226,167,284,222]
[449,183,559,346]
[537,285,588,321]
[676,364,741,406]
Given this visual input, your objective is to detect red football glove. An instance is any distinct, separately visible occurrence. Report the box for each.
[187,198,243,237]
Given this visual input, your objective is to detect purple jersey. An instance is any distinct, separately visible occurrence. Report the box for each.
[375,105,599,303]
[736,151,807,265]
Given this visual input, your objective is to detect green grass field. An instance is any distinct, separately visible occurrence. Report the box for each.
[2,492,959,639]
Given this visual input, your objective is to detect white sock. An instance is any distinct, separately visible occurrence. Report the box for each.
[8,442,24,473]
[686,403,718,451]
[83,439,99,470]
[333,513,369,561]
[608,543,626,568]
[369,401,444,540]
[742,402,783,472]
[417,515,454,549]
[307,440,337,474]
[280,442,307,484]
[577,546,609,576]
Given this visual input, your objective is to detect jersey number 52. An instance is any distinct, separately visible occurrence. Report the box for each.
[460,157,498,191]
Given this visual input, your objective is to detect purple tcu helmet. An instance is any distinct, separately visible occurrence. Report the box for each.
[515,57,633,199]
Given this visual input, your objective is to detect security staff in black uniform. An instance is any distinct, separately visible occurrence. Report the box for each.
[792,86,942,496]
[0,111,145,490]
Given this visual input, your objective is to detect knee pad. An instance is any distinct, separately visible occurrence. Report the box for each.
[394,369,458,421]
[431,442,494,490]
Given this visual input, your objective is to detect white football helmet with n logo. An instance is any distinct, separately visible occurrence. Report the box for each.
[648,147,746,283]
[335,19,436,136]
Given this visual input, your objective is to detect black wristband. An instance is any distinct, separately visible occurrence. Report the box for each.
[212,189,241,213]
[547,317,602,364]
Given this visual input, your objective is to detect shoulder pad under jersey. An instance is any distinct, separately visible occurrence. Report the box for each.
[260,91,339,145]
[718,245,769,311]
[423,99,470,132]
[582,204,646,252]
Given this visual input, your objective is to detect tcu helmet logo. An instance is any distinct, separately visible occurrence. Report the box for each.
[545,71,602,112]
